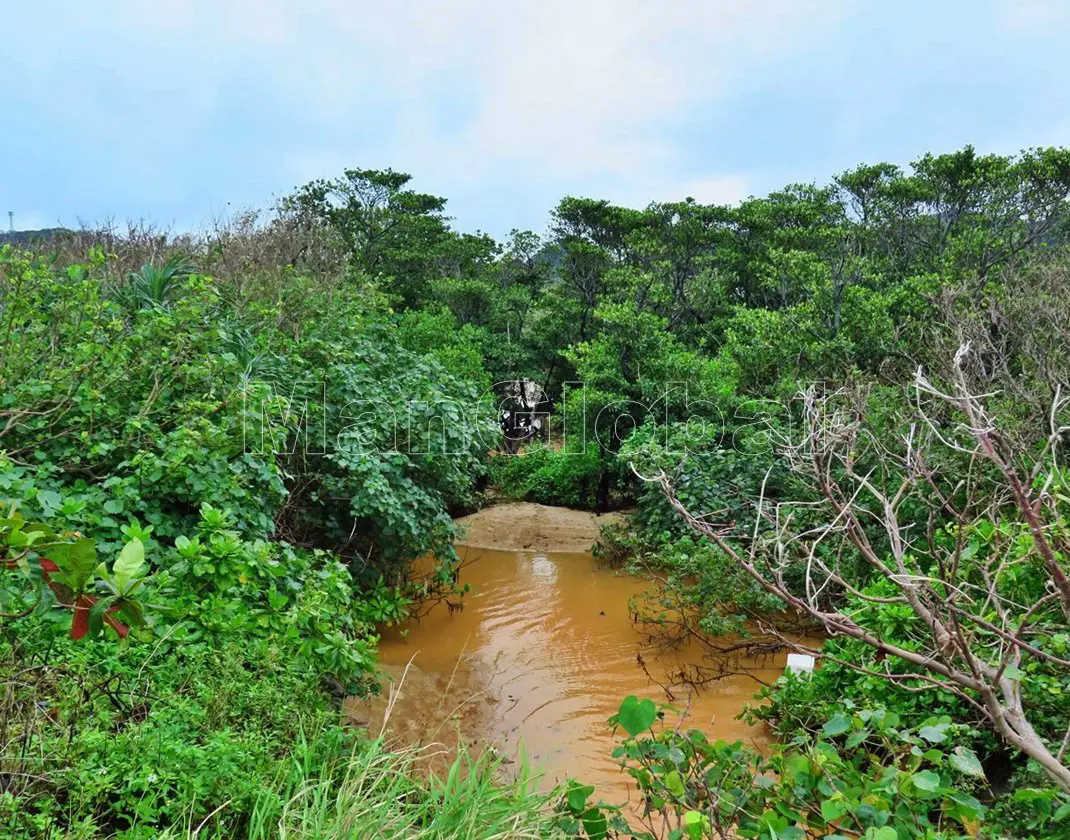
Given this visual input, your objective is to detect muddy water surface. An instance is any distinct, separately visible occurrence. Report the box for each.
[347,504,792,800]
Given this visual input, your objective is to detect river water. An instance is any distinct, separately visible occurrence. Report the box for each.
[346,505,794,802]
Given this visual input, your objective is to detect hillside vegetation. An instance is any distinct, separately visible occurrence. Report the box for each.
[3,146,1070,838]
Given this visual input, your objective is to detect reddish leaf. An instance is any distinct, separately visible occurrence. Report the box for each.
[103,607,129,638]
[70,599,90,640]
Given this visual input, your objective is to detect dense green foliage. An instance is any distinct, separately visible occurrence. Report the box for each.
[0,241,491,836]
[4,145,1070,837]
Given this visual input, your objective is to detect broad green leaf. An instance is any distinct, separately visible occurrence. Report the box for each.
[918,722,949,743]
[580,807,607,840]
[948,746,985,779]
[785,753,810,781]
[35,489,62,517]
[617,695,657,737]
[949,791,985,820]
[664,770,685,798]
[821,798,848,821]
[822,713,851,737]
[45,538,99,592]
[24,521,57,541]
[846,729,869,748]
[88,596,117,639]
[566,782,594,812]
[682,810,707,839]
[911,770,941,792]
[113,538,146,594]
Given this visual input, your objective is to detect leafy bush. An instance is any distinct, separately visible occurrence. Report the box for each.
[0,475,379,837]
[0,629,354,838]
[607,696,1002,840]
[489,443,602,509]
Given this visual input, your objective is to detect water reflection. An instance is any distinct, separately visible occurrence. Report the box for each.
[527,553,558,582]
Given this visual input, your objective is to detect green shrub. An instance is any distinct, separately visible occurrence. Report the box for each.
[0,630,354,838]
[489,443,601,509]
[607,696,999,839]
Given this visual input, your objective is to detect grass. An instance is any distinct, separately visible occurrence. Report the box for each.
[262,738,555,839]
[161,737,560,839]
[155,711,563,838]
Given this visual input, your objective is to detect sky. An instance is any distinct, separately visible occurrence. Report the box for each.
[2,0,1070,239]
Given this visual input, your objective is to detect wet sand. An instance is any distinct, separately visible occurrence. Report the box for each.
[452,502,625,553]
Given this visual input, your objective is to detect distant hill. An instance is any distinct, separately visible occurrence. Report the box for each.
[0,228,73,246]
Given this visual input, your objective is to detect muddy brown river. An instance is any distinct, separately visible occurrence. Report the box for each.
[347,504,794,802]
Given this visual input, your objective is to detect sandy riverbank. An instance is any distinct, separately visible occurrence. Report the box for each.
[452,502,624,553]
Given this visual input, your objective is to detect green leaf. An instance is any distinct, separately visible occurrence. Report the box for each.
[580,807,607,840]
[822,713,851,737]
[87,596,117,639]
[22,521,56,542]
[1003,664,1026,680]
[821,798,848,821]
[566,782,594,812]
[45,538,99,592]
[949,791,985,820]
[268,588,288,610]
[113,538,146,594]
[682,810,707,839]
[35,489,62,517]
[664,770,685,798]
[617,695,657,737]
[918,722,950,744]
[846,729,869,748]
[948,746,985,779]
[911,770,941,792]
[784,753,810,782]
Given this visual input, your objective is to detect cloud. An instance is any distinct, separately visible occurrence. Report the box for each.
[992,0,1070,30]
[57,1,849,191]
[2,0,860,232]
[460,1,852,179]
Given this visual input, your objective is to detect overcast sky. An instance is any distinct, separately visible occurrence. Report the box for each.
[3,0,1069,238]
